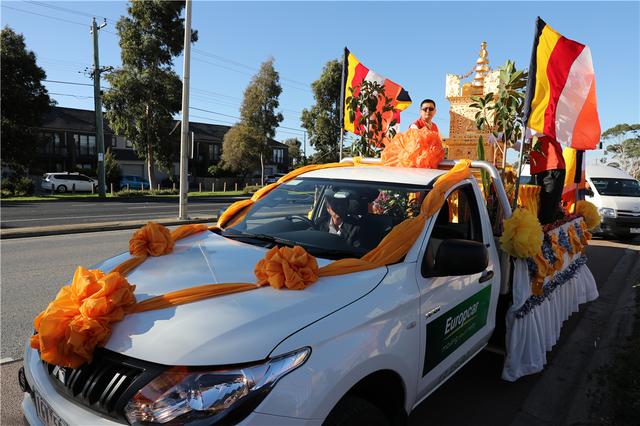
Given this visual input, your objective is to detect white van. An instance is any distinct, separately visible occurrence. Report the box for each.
[586,165,640,239]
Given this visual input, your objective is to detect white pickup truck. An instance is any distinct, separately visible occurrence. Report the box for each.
[20,159,594,426]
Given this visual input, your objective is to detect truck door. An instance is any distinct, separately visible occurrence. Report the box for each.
[414,182,500,402]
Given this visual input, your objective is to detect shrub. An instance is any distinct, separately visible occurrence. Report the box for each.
[0,176,34,197]
[113,188,178,197]
[243,184,262,194]
[14,176,35,196]
[1,177,15,195]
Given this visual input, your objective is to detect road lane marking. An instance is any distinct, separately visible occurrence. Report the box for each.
[1,357,16,364]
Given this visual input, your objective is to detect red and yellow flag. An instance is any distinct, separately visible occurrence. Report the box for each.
[522,18,601,150]
[342,48,412,135]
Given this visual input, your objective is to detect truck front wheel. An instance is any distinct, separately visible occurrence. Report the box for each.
[324,395,390,426]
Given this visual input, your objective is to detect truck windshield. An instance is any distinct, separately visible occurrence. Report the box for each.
[591,177,640,197]
[224,177,429,260]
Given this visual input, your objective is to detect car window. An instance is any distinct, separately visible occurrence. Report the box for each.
[591,177,640,197]
[422,183,483,276]
[224,177,429,260]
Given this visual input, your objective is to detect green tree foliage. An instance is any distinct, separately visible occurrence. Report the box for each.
[1,26,53,172]
[470,60,528,167]
[104,148,122,187]
[221,124,261,177]
[601,123,640,178]
[223,58,283,182]
[301,59,342,163]
[103,0,197,188]
[283,137,302,169]
[346,80,397,157]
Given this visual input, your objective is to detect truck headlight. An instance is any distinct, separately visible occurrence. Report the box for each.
[124,347,309,424]
[599,208,616,218]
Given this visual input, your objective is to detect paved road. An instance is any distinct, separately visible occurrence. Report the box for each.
[0,198,244,228]
[1,233,638,425]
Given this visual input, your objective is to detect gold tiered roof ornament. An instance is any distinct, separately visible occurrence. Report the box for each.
[445,42,503,167]
[472,42,490,95]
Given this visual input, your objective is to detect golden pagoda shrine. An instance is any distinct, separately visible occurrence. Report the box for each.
[445,42,504,167]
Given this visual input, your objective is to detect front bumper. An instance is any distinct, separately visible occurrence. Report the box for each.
[22,346,320,426]
[599,216,640,236]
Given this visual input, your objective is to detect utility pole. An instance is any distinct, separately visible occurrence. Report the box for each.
[178,0,192,220]
[91,18,107,198]
[303,131,307,165]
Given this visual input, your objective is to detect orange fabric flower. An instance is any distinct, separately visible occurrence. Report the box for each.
[129,222,174,257]
[255,246,319,290]
[30,267,136,368]
[381,128,445,169]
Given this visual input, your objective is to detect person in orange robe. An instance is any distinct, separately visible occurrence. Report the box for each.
[409,99,440,133]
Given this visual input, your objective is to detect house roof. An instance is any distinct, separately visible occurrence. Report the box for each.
[41,107,286,147]
[42,106,115,134]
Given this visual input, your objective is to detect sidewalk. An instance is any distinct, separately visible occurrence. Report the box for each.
[0,215,217,239]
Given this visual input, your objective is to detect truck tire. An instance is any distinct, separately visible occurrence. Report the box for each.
[324,395,390,426]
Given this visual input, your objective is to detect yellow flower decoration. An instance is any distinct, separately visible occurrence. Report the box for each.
[576,200,601,231]
[500,208,543,258]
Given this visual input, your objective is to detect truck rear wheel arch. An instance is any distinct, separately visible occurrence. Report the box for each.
[329,369,407,425]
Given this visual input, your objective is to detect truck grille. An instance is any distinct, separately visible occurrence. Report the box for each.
[42,348,167,421]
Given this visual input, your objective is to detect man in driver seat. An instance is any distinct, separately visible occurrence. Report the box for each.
[319,194,361,247]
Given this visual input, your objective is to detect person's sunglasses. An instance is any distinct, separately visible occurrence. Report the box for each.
[421,107,435,112]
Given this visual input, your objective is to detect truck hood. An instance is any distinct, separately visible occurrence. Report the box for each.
[94,231,387,366]
[597,195,640,211]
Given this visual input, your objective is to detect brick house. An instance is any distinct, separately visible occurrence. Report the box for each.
[34,106,289,180]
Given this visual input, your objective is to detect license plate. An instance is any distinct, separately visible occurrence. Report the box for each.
[631,228,640,234]
[34,391,69,426]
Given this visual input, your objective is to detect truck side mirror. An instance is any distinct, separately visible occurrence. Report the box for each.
[585,188,594,197]
[425,239,488,277]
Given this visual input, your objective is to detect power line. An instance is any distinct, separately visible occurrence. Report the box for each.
[24,0,112,22]
[190,106,306,134]
[49,92,94,99]
[1,4,118,35]
[2,4,88,27]
[44,79,92,87]
[193,55,312,94]
[193,48,310,89]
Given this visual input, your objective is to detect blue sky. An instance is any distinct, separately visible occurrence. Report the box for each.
[2,1,639,163]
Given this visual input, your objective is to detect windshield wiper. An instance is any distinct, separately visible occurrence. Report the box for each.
[222,232,295,248]
[304,247,363,259]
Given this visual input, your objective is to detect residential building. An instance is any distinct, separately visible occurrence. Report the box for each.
[35,106,289,179]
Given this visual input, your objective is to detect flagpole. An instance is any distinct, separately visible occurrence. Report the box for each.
[574,149,585,208]
[338,47,348,161]
[512,129,528,211]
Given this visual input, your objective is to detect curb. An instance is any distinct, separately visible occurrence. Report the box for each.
[0,216,218,239]
[509,247,640,425]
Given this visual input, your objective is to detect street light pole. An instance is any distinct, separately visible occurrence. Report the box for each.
[91,18,107,198]
[178,0,192,220]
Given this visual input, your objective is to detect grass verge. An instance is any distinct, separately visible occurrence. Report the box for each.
[0,191,246,202]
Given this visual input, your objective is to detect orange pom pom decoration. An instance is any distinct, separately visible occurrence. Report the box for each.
[255,246,319,290]
[381,128,445,169]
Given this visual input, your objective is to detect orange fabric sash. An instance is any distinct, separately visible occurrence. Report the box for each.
[32,161,472,368]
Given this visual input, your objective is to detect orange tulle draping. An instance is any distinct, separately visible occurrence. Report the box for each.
[32,159,474,368]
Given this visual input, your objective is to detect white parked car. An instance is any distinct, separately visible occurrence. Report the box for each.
[41,172,97,193]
